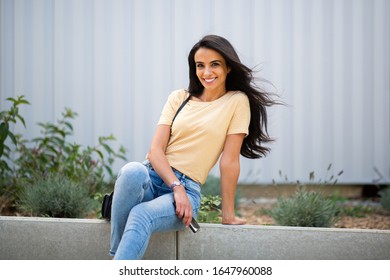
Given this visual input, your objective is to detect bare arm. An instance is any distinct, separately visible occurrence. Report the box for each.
[147,124,193,227]
[220,133,246,225]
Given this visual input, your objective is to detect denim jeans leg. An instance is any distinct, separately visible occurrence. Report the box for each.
[109,162,154,256]
[113,187,201,260]
[113,193,178,259]
[110,162,201,260]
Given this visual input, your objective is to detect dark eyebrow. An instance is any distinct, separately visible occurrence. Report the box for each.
[195,60,221,64]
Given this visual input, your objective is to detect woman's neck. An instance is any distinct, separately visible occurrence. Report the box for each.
[198,89,227,102]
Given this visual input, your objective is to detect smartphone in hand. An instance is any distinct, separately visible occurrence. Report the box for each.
[172,202,200,233]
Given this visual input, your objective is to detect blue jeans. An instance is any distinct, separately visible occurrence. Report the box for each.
[110,160,201,259]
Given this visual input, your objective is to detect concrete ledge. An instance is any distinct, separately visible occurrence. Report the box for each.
[0,216,175,260]
[1,216,389,260]
[179,224,390,259]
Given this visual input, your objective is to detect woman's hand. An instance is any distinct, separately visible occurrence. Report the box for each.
[173,185,193,227]
[222,216,246,225]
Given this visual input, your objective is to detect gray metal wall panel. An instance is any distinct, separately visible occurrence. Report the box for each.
[1,0,389,184]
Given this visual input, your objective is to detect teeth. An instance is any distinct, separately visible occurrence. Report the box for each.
[205,78,215,83]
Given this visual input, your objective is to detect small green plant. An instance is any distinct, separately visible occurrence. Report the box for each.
[379,186,390,212]
[0,96,29,176]
[338,204,375,218]
[201,174,241,206]
[269,187,338,227]
[268,164,343,227]
[197,194,222,223]
[0,96,29,213]
[15,108,127,195]
[17,172,94,218]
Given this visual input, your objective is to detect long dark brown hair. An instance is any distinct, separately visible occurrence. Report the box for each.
[188,35,279,158]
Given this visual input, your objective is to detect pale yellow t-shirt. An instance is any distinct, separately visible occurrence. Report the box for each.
[155,89,250,185]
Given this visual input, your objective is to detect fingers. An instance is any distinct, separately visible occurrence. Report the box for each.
[176,206,186,220]
[174,201,192,227]
[182,209,192,227]
[173,187,193,226]
[222,216,246,225]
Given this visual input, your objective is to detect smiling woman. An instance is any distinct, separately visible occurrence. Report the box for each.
[110,34,279,260]
[194,48,231,101]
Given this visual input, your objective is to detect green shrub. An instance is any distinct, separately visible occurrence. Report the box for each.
[197,194,222,223]
[201,175,241,206]
[337,204,375,218]
[0,96,29,176]
[15,108,126,195]
[379,186,390,212]
[0,95,127,216]
[0,96,29,212]
[0,96,29,177]
[269,187,338,227]
[17,172,94,218]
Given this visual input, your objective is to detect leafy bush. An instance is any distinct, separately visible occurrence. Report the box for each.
[379,186,390,212]
[15,108,126,195]
[337,204,374,218]
[197,194,222,223]
[0,96,29,212]
[0,96,29,177]
[267,164,343,227]
[0,95,127,217]
[269,187,338,227]
[201,174,241,206]
[17,173,94,218]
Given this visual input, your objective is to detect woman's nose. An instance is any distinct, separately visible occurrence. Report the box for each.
[204,66,212,76]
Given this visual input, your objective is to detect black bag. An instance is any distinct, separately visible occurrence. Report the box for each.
[100,94,190,221]
[101,192,113,220]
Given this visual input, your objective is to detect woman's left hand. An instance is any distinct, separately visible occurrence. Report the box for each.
[222,216,246,225]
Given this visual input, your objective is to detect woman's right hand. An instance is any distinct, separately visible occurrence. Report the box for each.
[173,185,193,227]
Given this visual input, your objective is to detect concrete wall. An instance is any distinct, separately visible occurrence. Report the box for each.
[178,224,390,260]
[0,216,175,260]
[1,216,389,260]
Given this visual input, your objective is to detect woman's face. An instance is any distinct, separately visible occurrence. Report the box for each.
[194,47,231,94]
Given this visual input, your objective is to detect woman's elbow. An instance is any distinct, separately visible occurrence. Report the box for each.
[147,146,163,163]
[220,156,240,173]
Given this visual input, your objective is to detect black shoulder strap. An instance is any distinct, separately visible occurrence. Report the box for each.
[170,94,191,135]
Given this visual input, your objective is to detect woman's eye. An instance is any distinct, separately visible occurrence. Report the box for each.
[196,64,204,68]
[211,62,220,67]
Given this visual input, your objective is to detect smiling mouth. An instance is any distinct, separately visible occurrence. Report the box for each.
[204,78,216,83]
